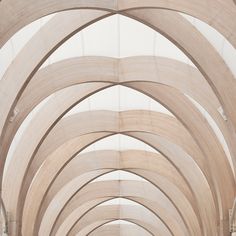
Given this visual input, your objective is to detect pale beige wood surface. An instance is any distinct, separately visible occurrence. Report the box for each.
[0,10,113,183]
[53,181,184,236]
[0,55,234,236]
[1,8,236,187]
[36,131,216,236]
[16,111,204,235]
[9,111,216,233]
[70,204,172,236]
[3,94,232,234]
[13,111,217,235]
[0,1,235,236]
[88,224,152,236]
[9,96,232,234]
[0,54,232,234]
[35,151,201,236]
[8,56,234,173]
[0,0,235,48]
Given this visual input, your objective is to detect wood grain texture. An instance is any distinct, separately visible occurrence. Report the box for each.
[1,8,236,187]
[54,182,183,236]
[69,204,172,236]
[0,0,235,48]
[36,151,201,236]
[89,224,152,236]
[13,110,217,235]
[0,1,235,236]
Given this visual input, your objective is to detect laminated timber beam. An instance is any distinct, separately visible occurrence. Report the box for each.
[1,9,236,189]
[8,56,234,174]
[89,223,151,236]
[6,93,234,234]
[68,204,171,236]
[0,0,235,48]
[4,110,217,235]
[51,182,181,236]
[89,223,152,236]
[0,1,235,236]
[35,150,201,235]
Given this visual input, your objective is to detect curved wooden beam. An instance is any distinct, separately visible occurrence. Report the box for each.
[128,131,218,234]
[0,54,230,234]
[15,56,234,172]
[0,13,234,236]
[0,0,235,48]
[11,89,232,230]
[74,219,156,236]
[18,111,206,235]
[89,223,152,236]
[36,178,189,235]
[13,110,216,235]
[7,56,234,174]
[35,150,201,235]
[124,8,236,136]
[3,84,112,214]
[1,8,236,189]
[0,3,235,236]
[12,111,216,234]
[2,60,226,232]
[0,55,233,236]
[0,9,114,182]
[52,180,184,236]
[0,197,7,236]
[124,81,235,229]
[31,130,214,236]
[69,203,170,236]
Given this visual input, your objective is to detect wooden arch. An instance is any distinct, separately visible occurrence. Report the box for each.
[0,9,235,168]
[3,80,234,231]
[2,88,232,234]
[35,150,201,235]
[89,223,152,236]
[15,110,217,236]
[68,204,171,236]
[51,180,187,236]
[0,197,7,235]
[0,55,233,235]
[6,56,235,172]
[0,1,235,236]
[2,8,234,183]
[10,56,235,174]
[0,0,235,48]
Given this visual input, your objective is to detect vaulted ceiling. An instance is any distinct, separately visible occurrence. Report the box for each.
[0,1,236,236]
